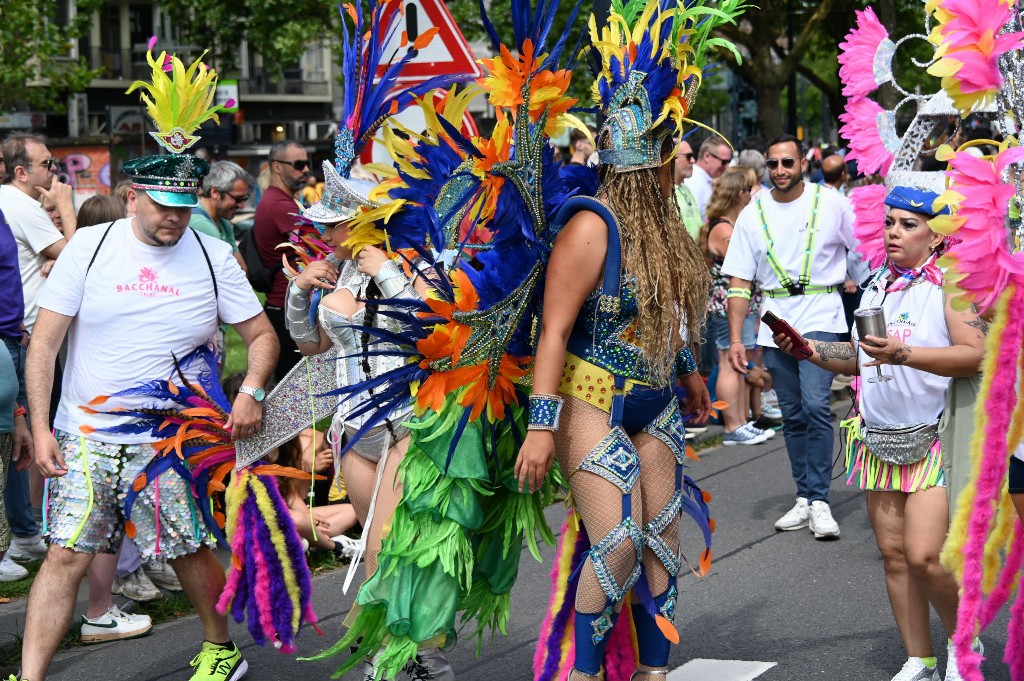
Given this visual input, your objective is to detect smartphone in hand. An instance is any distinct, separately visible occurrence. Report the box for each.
[762,310,813,360]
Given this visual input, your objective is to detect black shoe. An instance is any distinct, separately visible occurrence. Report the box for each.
[752,416,782,432]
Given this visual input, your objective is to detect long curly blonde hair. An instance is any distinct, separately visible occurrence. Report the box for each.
[597,140,710,385]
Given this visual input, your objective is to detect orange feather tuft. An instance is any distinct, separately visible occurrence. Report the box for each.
[79,425,96,434]
[78,406,99,415]
[214,511,226,528]
[699,548,712,575]
[702,489,712,503]
[685,445,699,461]
[125,520,137,539]
[232,554,243,571]
[132,474,148,492]
[413,26,440,51]
[167,381,179,396]
[709,518,717,533]
[88,395,109,406]
[252,464,327,481]
[655,615,680,644]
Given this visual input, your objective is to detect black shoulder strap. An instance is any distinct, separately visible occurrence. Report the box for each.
[85,221,117,276]
[191,228,219,300]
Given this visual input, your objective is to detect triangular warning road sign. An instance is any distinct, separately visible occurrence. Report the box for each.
[377,0,485,84]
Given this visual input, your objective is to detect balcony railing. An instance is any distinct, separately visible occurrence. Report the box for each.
[238,66,329,97]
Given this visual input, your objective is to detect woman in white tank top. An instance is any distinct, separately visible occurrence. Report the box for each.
[774,186,986,681]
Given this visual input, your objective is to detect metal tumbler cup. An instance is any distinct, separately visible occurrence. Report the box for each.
[854,306,893,383]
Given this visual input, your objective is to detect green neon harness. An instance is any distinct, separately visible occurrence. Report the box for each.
[756,184,835,298]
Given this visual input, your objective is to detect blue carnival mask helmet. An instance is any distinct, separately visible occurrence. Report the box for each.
[884,185,951,217]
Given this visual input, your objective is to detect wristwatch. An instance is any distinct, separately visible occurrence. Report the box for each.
[238,385,266,402]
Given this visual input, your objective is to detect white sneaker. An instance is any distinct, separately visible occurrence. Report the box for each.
[945,637,984,681]
[0,553,28,581]
[808,500,840,539]
[889,658,939,681]
[774,497,809,531]
[80,604,153,643]
[7,534,47,561]
[112,568,162,601]
[761,398,783,420]
[332,534,360,560]
[743,421,775,440]
[685,426,707,435]
[143,559,182,591]
[762,389,779,408]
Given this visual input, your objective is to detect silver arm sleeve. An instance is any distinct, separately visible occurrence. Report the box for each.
[285,281,320,344]
[373,260,421,300]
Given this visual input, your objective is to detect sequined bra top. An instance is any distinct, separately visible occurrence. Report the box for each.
[556,196,662,387]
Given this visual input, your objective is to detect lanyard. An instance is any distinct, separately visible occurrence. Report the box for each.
[756,184,822,295]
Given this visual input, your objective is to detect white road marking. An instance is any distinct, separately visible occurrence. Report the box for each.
[668,659,777,681]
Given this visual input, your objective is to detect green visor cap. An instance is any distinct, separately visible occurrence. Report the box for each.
[123,154,209,208]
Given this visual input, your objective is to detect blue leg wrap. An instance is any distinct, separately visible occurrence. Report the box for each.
[573,605,618,675]
[632,589,675,667]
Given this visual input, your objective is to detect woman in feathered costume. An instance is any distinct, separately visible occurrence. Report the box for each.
[520,1,746,679]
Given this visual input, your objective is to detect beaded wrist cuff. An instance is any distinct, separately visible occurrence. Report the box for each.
[528,394,564,431]
[727,287,752,300]
[674,348,698,377]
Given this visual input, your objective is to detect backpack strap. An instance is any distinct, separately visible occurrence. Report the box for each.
[85,221,116,276]
[191,228,219,300]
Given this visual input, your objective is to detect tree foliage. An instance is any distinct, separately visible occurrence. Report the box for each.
[0,0,104,113]
[154,0,339,74]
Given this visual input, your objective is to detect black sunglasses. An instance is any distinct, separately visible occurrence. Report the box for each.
[766,157,798,170]
[681,152,696,162]
[23,158,59,171]
[223,191,250,204]
[272,159,310,172]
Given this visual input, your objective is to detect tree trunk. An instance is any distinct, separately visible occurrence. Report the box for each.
[758,85,785,140]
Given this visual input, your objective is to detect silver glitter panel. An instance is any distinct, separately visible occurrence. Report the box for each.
[643,491,684,577]
[577,427,641,494]
[235,347,340,468]
[862,421,939,466]
[589,516,644,604]
[643,400,688,465]
[873,38,896,86]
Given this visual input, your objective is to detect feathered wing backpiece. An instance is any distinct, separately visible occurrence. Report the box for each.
[926,13,1024,679]
[83,346,318,652]
[301,1,589,678]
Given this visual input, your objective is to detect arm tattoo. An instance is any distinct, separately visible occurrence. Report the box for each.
[891,344,911,365]
[816,341,856,363]
[965,318,989,335]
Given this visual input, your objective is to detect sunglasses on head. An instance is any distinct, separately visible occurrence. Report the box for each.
[766,157,798,170]
[272,159,310,172]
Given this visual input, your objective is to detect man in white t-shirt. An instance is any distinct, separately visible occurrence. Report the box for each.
[722,134,855,540]
[0,133,78,334]
[683,135,732,220]
[20,154,278,681]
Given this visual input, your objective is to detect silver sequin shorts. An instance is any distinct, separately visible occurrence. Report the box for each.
[45,431,212,559]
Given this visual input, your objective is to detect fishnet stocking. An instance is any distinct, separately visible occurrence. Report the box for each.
[339,436,409,577]
[363,436,408,576]
[555,397,642,615]
[634,432,680,596]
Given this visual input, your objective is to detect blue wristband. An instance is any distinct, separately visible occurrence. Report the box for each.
[528,394,564,431]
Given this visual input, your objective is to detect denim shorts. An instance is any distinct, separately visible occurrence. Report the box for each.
[706,313,757,351]
[1010,456,1024,495]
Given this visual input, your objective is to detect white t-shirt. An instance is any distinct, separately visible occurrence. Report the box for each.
[683,165,714,219]
[853,278,951,426]
[721,183,855,346]
[0,185,64,332]
[39,218,263,443]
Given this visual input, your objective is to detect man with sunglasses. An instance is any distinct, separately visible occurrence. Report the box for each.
[684,135,733,220]
[0,133,78,336]
[252,140,310,380]
[721,133,855,541]
[191,160,255,273]
[673,139,703,239]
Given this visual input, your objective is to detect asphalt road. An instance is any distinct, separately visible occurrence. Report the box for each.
[17,411,1013,681]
